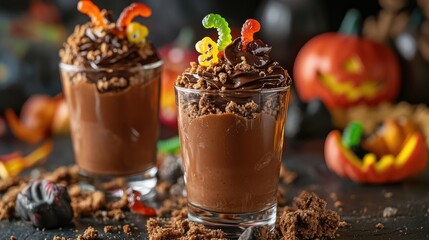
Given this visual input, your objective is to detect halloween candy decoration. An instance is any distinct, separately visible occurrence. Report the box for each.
[16,180,73,228]
[325,118,428,184]
[202,13,232,51]
[0,140,53,179]
[77,0,106,27]
[116,3,151,45]
[5,95,69,144]
[294,9,400,109]
[78,1,152,46]
[195,37,219,67]
[127,189,157,216]
[241,19,261,51]
[195,14,232,66]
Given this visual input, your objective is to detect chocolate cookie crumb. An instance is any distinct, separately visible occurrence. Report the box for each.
[279,191,341,240]
[376,223,385,229]
[77,226,98,240]
[334,200,343,209]
[384,192,393,198]
[338,221,349,228]
[279,165,297,184]
[122,224,132,234]
[383,207,398,218]
[277,187,288,206]
[146,215,226,239]
[53,236,68,240]
[103,225,114,233]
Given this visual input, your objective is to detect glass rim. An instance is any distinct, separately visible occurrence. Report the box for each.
[59,59,163,72]
[174,85,290,95]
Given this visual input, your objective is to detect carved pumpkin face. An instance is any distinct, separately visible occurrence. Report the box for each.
[294,33,400,109]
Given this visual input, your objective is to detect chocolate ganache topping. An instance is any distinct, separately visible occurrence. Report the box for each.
[178,38,291,91]
[60,11,159,70]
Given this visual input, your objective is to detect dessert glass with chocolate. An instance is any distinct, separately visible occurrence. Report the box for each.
[175,15,291,236]
[59,2,162,196]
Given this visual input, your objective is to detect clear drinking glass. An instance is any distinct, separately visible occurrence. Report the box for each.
[59,60,162,197]
[175,85,290,236]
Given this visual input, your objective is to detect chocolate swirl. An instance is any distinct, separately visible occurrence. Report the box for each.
[60,14,159,69]
[180,38,291,91]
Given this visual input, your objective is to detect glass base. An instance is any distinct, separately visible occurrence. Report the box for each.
[188,202,276,238]
[78,166,157,199]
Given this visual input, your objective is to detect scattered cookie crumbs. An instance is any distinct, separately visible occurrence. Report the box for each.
[278,191,341,240]
[334,200,343,210]
[122,224,132,234]
[279,165,298,184]
[146,215,226,240]
[77,226,98,240]
[157,196,187,217]
[103,225,114,233]
[277,187,288,206]
[52,236,68,240]
[384,192,393,198]
[155,181,172,195]
[338,221,349,228]
[329,192,338,201]
[383,207,398,218]
[376,223,385,229]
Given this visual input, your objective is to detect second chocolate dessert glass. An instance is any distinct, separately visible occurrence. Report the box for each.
[59,2,162,197]
[60,61,162,196]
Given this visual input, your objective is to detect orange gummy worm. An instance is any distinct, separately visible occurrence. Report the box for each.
[241,19,261,51]
[77,0,106,27]
[116,3,152,30]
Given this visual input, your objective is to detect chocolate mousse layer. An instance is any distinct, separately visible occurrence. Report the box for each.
[176,37,291,213]
[60,13,161,176]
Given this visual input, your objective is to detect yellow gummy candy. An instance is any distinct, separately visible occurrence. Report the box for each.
[127,22,149,45]
[195,37,219,67]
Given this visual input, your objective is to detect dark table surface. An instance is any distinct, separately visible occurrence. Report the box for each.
[1,136,429,240]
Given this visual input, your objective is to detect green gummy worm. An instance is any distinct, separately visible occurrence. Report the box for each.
[202,13,232,51]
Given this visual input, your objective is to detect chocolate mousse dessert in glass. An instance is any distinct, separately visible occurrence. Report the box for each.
[59,1,162,196]
[175,15,291,236]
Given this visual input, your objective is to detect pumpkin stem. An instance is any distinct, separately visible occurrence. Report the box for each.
[339,9,362,36]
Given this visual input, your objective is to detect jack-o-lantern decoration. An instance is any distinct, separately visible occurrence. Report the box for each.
[294,9,400,109]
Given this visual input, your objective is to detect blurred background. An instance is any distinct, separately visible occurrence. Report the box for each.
[0,0,383,111]
[1,0,428,138]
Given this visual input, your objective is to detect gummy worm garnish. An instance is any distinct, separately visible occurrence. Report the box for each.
[77,0,106,27]
[201,13,232,51]
[116,3,152,30]
[241,19,261,51]
[195,37,219,67]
